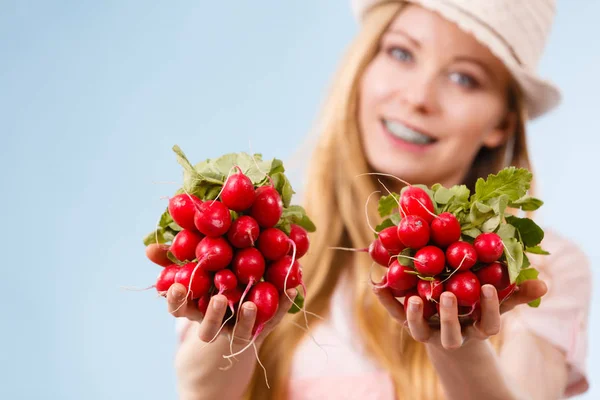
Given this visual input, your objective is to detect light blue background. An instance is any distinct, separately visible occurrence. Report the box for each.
[1,1,597,399]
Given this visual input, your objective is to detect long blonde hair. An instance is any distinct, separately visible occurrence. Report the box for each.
[246,2,532,399]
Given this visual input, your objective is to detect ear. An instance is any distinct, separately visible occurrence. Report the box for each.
[483,110,517,149]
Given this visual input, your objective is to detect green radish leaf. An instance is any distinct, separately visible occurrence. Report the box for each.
[481,215,501,233]
[509,195,544,211]
[271,172,295,208]
[378,193,400,218]
[287,290,305,314]
[166,251,187,266]
[276,220,292,236]
[503,237,524,284]
[497,223,516,241]
[398,248,414,267]
[522,253,531,269]
[143,229,166,246]
[268,158,285,176]
[162,228,178,243]
[473,167,532,203]
[489,194,509,218]
[527,298,542,307]
[469,201,494,226]
[390,212,401,225]
[432,184,454,205]
[375,218,396,233]
[418,275,435,281]
[525,245,550,255]
[462,227,482,239]
[515,267,539,284]
[297,214,316,233]
[505,215,544,248]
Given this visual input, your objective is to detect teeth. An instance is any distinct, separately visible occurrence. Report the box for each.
[384,120,434,145]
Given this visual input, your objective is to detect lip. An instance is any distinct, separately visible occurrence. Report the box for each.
[380,119,438,153]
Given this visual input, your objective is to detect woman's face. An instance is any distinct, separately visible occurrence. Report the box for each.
[359,5,515,188]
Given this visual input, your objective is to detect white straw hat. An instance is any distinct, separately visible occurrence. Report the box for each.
[350,0,562,119]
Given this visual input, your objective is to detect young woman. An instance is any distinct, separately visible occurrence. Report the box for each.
[147,1,591,398]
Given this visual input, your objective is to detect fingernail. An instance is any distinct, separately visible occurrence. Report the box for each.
[287,289,297,298]
[483,285,495,299]
[170,286,185,301]
[213,297,226,311]
[409,299,420,312]
[442,294,453,308]
[243,303,256,318]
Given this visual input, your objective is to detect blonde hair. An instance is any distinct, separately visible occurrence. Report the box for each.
[246,2,532,399]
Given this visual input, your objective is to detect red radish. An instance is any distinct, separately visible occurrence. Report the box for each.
[246,282,279,335]
[266,256,302,292]
[378,226,405,254]
[400,186,436,223]
[474,233,504,263]
[227,216,260,248]
[250,186,283,228]
[258,228,291,261]
[430,212,461,248]
[385,260,418,291]
[214,269,238,293]
[194,201,232,237]
[417,277,443,302]
[170,229,204,262]
[446,241,477,271]
[155,265,179,294]
[223,286,243,308]
[404,290,436,319]
[224,282,281,361]
[288,224,310,259]
[232,248,266,285]
[444,271,481,307]
[197,293,210,315]
[220,168,255,211]
[413,246,446,276]
[146,243,172,267]
[475,261,515,302]
[195,237,233,271]
[369,238,392,267]
[168,194,202,231]
[397,215,430,249]
[391,287,411,298]
[174,262,212,299]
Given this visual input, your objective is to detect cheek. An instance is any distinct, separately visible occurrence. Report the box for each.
[442,94,504,145]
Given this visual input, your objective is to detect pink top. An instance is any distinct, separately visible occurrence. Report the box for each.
[176,229,591,399]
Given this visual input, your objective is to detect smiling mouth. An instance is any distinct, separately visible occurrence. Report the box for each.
[382,119,437,145]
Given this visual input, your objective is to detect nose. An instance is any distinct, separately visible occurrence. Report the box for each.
[399,71,438,114]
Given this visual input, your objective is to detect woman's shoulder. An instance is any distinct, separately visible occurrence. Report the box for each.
[528,227,591,279]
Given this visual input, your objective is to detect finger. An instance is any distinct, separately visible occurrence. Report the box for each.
[263,289,298,333]
[167,284,203,321]
[405,297,431,342]
[478,285,501,336]
[146,243,172,267]
[439,292,462,350]
[230,301,258,346]
[197,294,228,342]
[373,286,406,323]
[500,280,547,313]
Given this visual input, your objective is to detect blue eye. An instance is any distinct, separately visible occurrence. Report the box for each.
[389,47,413,62]
[450,72,479,88]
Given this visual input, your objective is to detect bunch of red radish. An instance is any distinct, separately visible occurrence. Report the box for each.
[370,187,515,322]
[152,167,309,337]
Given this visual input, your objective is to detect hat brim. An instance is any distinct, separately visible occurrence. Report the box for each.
[351,0,562,119]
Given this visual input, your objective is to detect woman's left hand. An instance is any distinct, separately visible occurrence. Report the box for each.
[373,280,548,350]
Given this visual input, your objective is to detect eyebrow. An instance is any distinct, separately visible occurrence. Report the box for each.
[386,27,421,48]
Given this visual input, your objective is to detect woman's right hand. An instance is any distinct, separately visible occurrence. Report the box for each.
[146,243,297,400]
